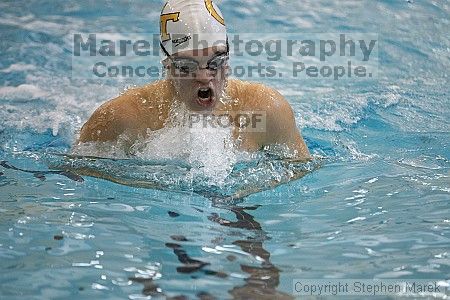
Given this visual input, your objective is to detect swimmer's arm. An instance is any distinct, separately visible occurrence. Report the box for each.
[77,95,140,144]
[261,87,311,160]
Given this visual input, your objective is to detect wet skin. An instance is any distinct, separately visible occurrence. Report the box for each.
[76,47,310,160]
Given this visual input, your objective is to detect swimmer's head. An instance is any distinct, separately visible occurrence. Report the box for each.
[160,0,229,111]
[160,0,227,57]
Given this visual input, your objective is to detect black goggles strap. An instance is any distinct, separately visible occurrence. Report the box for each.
[160,41,171,58]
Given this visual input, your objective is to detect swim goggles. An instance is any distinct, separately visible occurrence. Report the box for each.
[169,52,228,74]
[160,38,229,74]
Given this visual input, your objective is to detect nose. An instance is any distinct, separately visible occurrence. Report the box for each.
[194,68,215,84]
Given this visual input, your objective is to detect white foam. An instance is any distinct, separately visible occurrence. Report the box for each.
[296,93,369,131]
[134,102,239,186]
[0,13,85,35]
[1,63,36,73]
[0,84,47,101]
[71,140,129,159]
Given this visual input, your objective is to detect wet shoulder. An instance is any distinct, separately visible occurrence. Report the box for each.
[121,80,173,131]
[226,79,286,111]
[135,80,173,104]
[78,80,171,143]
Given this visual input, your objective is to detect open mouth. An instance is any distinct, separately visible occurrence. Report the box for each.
[196,87,215,108]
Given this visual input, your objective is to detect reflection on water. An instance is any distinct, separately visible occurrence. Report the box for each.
[129,201,294,299]
[212,205,293,300]
[0,160,83,182]
[1,157,308,298]
[43,152,319,200]
[2,150,319,202]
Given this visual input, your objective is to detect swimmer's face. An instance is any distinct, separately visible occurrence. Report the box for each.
[165,46,229,111]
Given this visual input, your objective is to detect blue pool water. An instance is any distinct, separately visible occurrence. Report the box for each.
[1,0,449,299]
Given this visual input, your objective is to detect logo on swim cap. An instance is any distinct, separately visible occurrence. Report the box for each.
[160,12,180,42]
[160,0,227,56]
[204,0,225,26]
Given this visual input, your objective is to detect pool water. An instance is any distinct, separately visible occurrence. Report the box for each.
[1,0,449,299]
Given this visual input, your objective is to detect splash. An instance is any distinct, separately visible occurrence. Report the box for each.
[71,98,244,187]
[132,101,240,186]
[64,98,317,198]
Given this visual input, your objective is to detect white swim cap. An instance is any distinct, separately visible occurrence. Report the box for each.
[160,0,227,56]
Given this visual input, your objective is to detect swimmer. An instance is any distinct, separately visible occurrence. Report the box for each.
[76,0,310,161]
